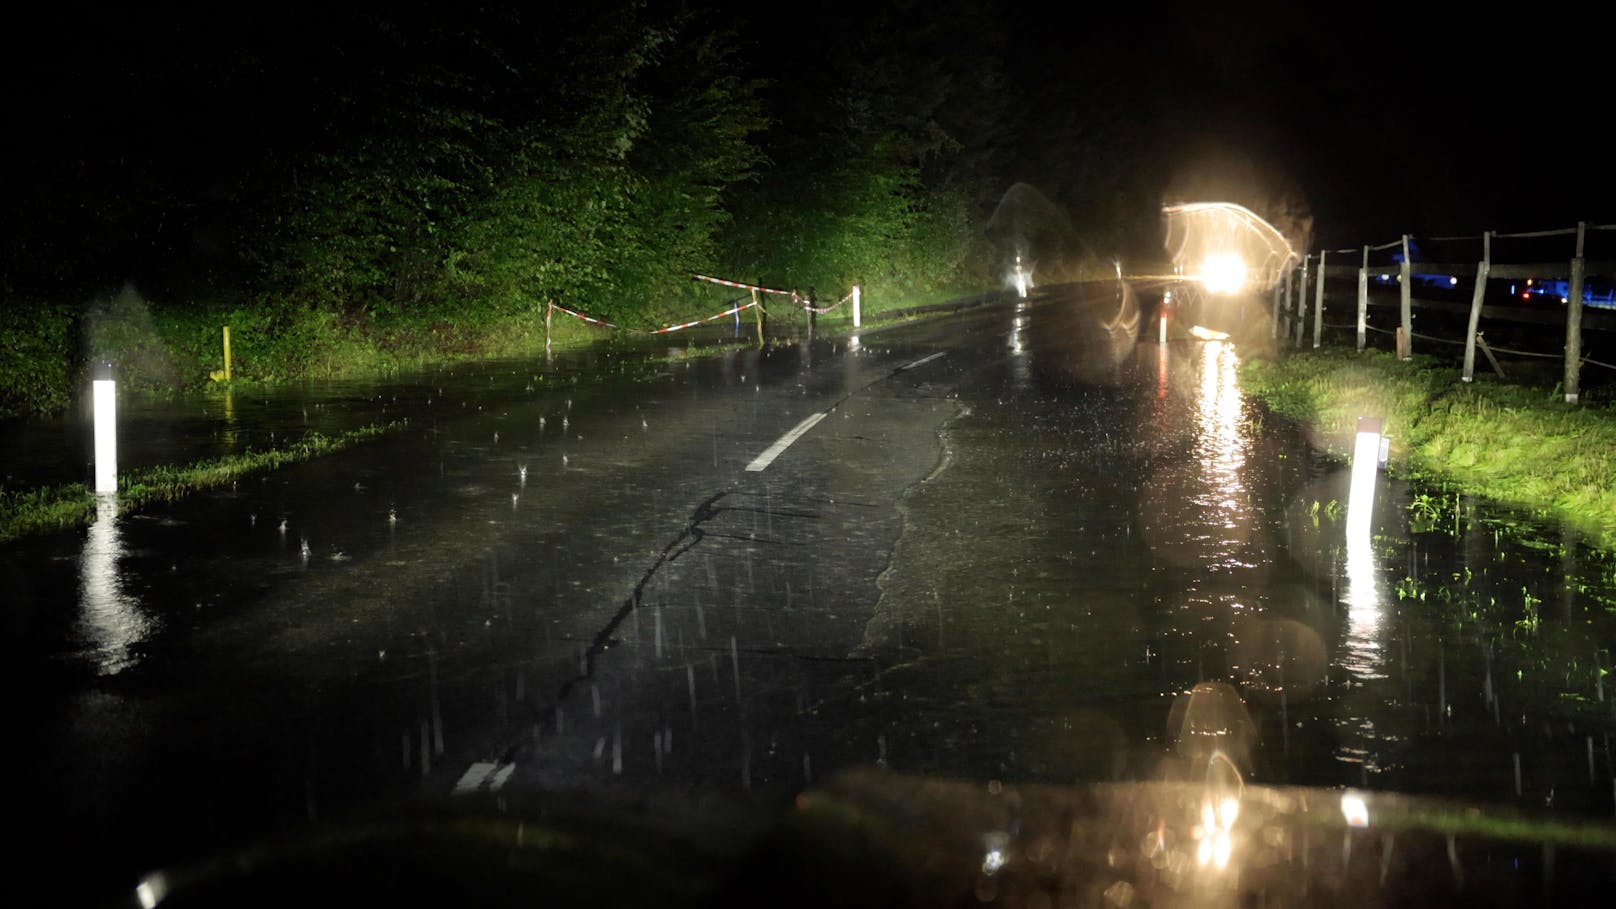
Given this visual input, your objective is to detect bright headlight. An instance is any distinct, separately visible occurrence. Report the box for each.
[1200,253,1248,295]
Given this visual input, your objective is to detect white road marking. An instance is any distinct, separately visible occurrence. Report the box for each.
[745,411,828,471]
[743,350,944,472]
[453,761,496,794]
[489,763,515,791]
[897,351,946,371]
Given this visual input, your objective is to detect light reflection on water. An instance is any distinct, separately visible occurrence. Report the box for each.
[1192,341,1251,571]
[1341,525,1386,681]
[78,496,153,675]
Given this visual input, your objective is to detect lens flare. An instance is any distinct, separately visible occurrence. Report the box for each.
[1163,202,1298,293]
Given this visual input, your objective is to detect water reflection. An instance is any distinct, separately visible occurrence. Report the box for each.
[78,496,153,675]
[1142,340,1256,569]
[1195,341,1248,569]
[1341,521,1386,680]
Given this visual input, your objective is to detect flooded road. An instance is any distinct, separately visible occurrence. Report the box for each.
[6,286,1616,905]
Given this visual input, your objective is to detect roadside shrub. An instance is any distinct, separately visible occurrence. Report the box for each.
[0,297,76,418]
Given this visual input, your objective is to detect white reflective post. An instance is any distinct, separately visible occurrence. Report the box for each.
[1346,416,1382,541]
[94,375,117,494]
[852,284,861,328]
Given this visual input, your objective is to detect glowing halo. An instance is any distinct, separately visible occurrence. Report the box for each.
[1163,202,1299,293]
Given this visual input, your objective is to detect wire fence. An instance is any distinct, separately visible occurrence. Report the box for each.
[1278,221,1615,402]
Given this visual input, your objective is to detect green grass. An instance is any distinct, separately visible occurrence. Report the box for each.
[0,421,405,544]
[1241,348,1616,552]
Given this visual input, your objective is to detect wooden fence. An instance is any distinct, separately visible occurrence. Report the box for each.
[1272,222,1616,404]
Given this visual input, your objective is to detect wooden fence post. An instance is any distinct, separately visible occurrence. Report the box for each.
[1462,231,1492,383]
[1565,222,1587,404]
[1284,267,1296,340]
[1294,254,1309,347]
[1312,249,1326,348]
[1399,234,1413,359]
[1271,279,1282,339]
[1357,245,1369,351]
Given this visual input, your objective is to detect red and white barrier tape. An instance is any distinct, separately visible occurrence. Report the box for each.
[803,290,856,314]
[551,300,758,335]
[690,273,797,297]
[550,302,622,329]
[650,301,758,334]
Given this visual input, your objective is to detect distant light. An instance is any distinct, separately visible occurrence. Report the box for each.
[982,849,1006,874]
[1523,292,1531,300]
[1199,253,1247,294]
[1527,278,1534,286]
[1561,296,1569,303]
[1341,792,1369,827]
[1449,276,1458,285]
[136,874,168,909]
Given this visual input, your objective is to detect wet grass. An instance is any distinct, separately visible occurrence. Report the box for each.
[1241,348,1616,552]
[0,421,404,544]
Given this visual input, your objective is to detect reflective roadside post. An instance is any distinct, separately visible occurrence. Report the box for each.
[1346,416,1383,541]
[93,362,117,494]
[852,284,861,329]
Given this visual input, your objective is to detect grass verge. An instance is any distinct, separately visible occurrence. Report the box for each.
[0,421,405,544]
[1239,348,1616,552]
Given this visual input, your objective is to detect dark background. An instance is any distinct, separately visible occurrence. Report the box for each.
[4,0,1610,296]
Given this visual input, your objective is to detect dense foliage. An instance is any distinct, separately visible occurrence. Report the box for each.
[0,0,1162,416]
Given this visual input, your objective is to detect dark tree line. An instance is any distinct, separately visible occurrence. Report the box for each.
[0,0,1169,413]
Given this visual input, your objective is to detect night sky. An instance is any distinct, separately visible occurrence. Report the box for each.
[5,1,1611,284]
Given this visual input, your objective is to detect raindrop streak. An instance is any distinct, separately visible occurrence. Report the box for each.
[419,721,432,776]
[1280,688,1290,759]
[655,609,664,660]
[1514,752,1523,797]
[696,605,707,640]
[591,684,601,718]
[741,732,752,790]
[1438,645,1447,725]
[730,636,741,701]
[555,706,564,736]
[687,664,698,717]
[612,724,622,775]
[429,653,445,756]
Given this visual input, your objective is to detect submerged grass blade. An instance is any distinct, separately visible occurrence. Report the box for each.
[0,420,405,544]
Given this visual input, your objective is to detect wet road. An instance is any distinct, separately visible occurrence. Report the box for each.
[7,284,1616,905]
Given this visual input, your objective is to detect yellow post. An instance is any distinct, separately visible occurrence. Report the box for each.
[222,325,232,381]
